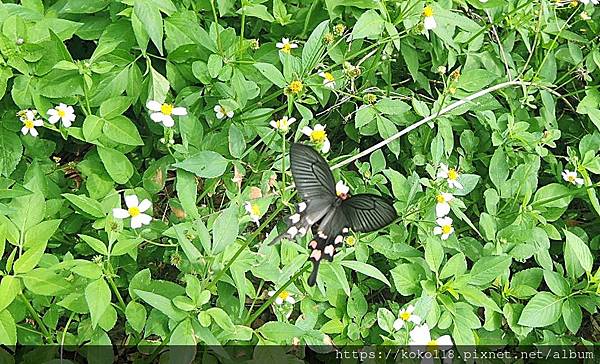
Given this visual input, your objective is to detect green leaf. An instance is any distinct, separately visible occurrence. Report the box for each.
[134,289,186,321]
[254,63,287,88]
[562,298,582,334]
[174,224,202,263]
[97,146,134,184]
[63,193,105,218]
[256,322,304,342]
[228,124,245,159]
[456,69,496,92]
[173,151,229,178]
[22,268,70,296]
[125,301,147,333]
[340,261,391,287]
[390,263,424,295]
[85,278,111,329]
[564,230,593,278]
[212,206,239,254]
[82,115,105,142]
[23,219,61,249]
[240,4,274,22]
[347,285,368,319]
[489,148,508,190]
[205,307,236,332]
[425,237,444,273]
[134,0,163,54]
[302,20,329,72]
[13,240,46,274]
[79,234,108,255]
[376,307,396,334]
[102,115,144,146]
[543,270,570,297]
[0,310,16,345]
[0,276,21,312]
[469,255,511,286]
[111,237,142,256]
[351,10,384,39]
[517,292,563,327]
[176,169,199,220]
[99,96,133,119]
[440,253,467,279]
[459,285,502,313]
[0,128,23,177]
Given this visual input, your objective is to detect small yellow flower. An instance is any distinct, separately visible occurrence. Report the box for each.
[323,32,335,44]
[434,217,454,240]
[301,124,330,153]
[245,202,261,226]
[319,71,336,89]
[423,6,436,30]
[268,289,296,305]
[345,236,356,246]
[276,38,298,54]
[334,23,346,36]
[437,163,463,189]
[364,93,377,104]
[287,80,304,94]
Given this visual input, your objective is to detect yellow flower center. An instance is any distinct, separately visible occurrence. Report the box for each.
[251,204,260,216]
[448,87,456,94]
[345,236,356,246]
[323,72,335,81]
[400,312,411,321]
[448,169,458,180]
[57,109,66,117]
[128,207,141,217]
[161,103,174,115]
[24,120,34,129]
[436,194,446,203]
[288,80,303,94]
[568,175,576,182]
[311,129,327,142]
[441,224,452,234]
[427,339,438,349]
[278,291,290,300]
[423,6,434,17]
[569,0,578,6]
[282,43,292,53]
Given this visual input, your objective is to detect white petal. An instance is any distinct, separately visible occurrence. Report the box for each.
[321,139,331,153]
[125,194,139,208]
[130,216,143,229]
[214,105,222,112]
[436,335,453,349]
[226,111,234,118]
[409,324,431,344]
[138,213,152,225]
[318,72,326,78]
[47,109,57,116]
[172,107,187,116]
[30,128,38,137]
[450,180,464,190]
[275,297,283,305]
[150,112,165,123]
[286,297,296,304]
[48,115,60,124]
[301,126,313,136]
[433,226,442,235]
[442,233,450,240]
[113,208,130,219]
[281,38,289,43]
[575,178,584,186]
[138,199,152,212]
[336,181,349,195]
[33,119,44,126]
[406,305,415,313]
[276,42,284,48]
[62,119,72,128]
[436,202,450,218]
[66,105,74,113]
[216,111,225,119]
[393,319,405,331]
[21,126,29,135]
[162,116,175,127]
[288,117,296,124]
[147,100,162,111]
[314,124,325,131]
[290,43,298,49]
[409,314,421,324]
[270,120,278,129]
[424,16,437,30]
[268,291,276,297]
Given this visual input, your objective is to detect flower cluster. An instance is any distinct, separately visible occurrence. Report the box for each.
[432,163,463,240]
[562,169,584,187]
[18,104,77,137]
[302,124,331,153]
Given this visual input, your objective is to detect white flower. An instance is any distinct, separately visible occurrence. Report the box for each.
[318,71,336,89]
[268,290,296,305]
[336,181,349,197]
[433,216,454,240]
[580,11,591,20]
[47,103,76,127]
[301,124,331,153]
[245,202,261,226]
[270,116,296,132]
[20,110,43,137]
[409,324,453,350]
[146,100,187,127]
[423,6,437,30]
[562,170,584,186]
[435,192,454,217]
[276,38,298,54]
[112,194,152,229]
[437,163,463,190]
[214,104,234,120]
[580,0,599,5]
[393,305,421,330]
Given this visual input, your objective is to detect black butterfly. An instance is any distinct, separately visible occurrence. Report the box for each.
[272,143,397,286]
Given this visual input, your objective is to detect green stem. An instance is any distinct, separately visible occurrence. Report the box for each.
[106,270,127,313]
[20,293,53,343]
[245,264,311,326]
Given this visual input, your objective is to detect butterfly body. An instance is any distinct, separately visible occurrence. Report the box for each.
[273,143,397,286]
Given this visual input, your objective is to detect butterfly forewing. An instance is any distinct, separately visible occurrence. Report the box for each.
[342,194,397,232]
[290,143,336,200]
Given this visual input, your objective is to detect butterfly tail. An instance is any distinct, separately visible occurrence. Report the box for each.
[307,260,321,286]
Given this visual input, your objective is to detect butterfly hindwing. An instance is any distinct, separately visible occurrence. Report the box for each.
[341,194,397,232]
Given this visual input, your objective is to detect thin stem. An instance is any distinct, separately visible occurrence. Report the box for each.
[330,80,531,171]
[245,264,311,325]
[20,293,53,343]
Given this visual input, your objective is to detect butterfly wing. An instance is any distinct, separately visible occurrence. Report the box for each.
[306,205,349,286]
[290,143,336,200]
[341,194,397,232]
